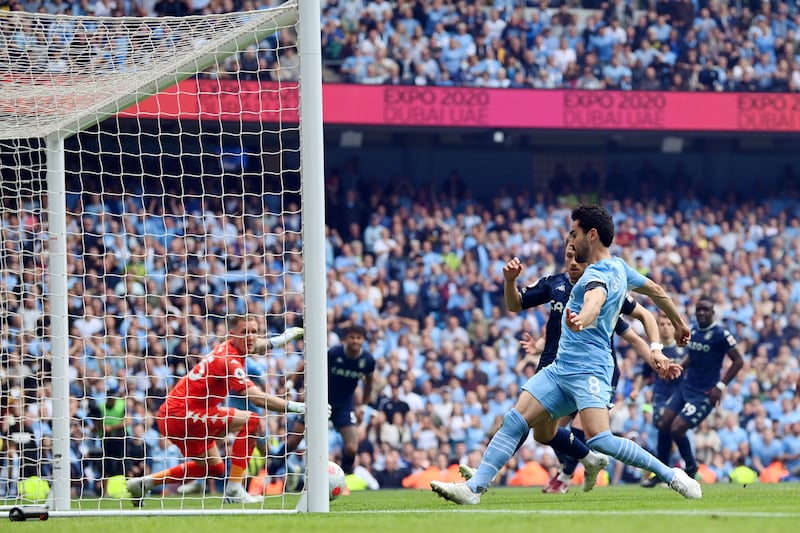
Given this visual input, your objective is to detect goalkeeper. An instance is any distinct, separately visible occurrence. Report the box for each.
[175,322,303,496]
[126,315,304,505]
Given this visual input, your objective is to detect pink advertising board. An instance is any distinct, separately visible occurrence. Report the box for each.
[122,79,800,132]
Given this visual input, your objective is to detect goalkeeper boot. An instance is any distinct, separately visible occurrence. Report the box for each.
[126,477,149,508]
[177,479,204,495]
[223,485,264,504]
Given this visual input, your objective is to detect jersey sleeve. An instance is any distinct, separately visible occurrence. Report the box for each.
[519,277,553,309]
[620,294,637,316]
[722,329,738,349]
[582,264,608,294]
[365,354,377,374]
[623,261,648,290]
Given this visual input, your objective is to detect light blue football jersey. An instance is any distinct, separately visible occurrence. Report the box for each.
[556,257,648,373]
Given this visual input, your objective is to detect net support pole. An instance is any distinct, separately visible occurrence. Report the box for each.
[45,134,71,512]
[297,0,328,514]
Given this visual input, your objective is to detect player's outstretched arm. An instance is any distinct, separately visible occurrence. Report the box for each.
[254,326,305,354]
[246,385,306,414]
[632,279,690,344]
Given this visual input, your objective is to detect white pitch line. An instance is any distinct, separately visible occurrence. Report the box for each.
[334,509,800,518]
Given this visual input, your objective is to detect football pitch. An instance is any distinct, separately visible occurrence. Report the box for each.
[5,484,799,533]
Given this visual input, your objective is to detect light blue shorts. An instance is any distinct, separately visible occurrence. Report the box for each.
[522,362,613,419]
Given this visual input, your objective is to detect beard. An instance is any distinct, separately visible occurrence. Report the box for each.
[574,241,591,263]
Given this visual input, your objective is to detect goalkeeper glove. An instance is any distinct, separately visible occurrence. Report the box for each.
[287,401,306,415]
[268,327,305,349]
[285,402,331,418]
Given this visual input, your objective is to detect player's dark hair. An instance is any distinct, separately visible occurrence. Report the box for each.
[344,324,368,338]
[697,295,714,307]
[572,204,614,247]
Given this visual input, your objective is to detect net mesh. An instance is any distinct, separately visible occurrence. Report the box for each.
[0,7,297,139]
[0,2,309,513]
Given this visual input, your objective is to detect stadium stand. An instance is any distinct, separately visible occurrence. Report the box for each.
[4,0,800,91]
[2,164,800,496]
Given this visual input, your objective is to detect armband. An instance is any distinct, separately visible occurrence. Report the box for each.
[716,381,726,391]
[649,342,664,352]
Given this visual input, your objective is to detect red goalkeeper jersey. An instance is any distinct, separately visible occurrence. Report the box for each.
[164,339,255,412]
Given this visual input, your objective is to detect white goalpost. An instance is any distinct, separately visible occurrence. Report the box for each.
[0,0,328,516]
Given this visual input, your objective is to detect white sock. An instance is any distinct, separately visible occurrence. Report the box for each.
[226,481,243,494]
[580,451,598,467]
[557,472,572,483]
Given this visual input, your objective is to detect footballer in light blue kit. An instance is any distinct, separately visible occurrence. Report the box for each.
[501,242,661,495]
[430,204,701,506]
[530,256,650,418]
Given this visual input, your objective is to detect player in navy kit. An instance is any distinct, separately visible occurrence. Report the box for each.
[327,324,376,474]
[649,296,743,481]
[271,324,376,478]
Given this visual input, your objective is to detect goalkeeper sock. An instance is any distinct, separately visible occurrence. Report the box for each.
[152,461,224,485]
[231,413,260,480]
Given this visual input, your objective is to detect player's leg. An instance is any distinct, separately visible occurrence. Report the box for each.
[432,369,559,504]
[561,412,586,475]
[544,413,582,493]
[223,408,264,502]
[268,417,305,476]
[127,442,226,504]
[669,395,712,480]
[533,415,607,492]
[642,394,677,488]
[339,424,359,475]
[657,393,681,464]
[581,407,701,499]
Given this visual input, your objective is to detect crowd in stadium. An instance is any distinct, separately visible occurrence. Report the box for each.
[5,0,800,91]
[1,160,800,498]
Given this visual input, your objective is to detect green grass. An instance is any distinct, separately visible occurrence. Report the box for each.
[4,484,800,533]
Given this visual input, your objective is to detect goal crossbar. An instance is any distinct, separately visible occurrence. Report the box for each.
[0,2,297,141]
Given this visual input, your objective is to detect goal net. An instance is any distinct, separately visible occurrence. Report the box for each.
[0,0,330,516]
